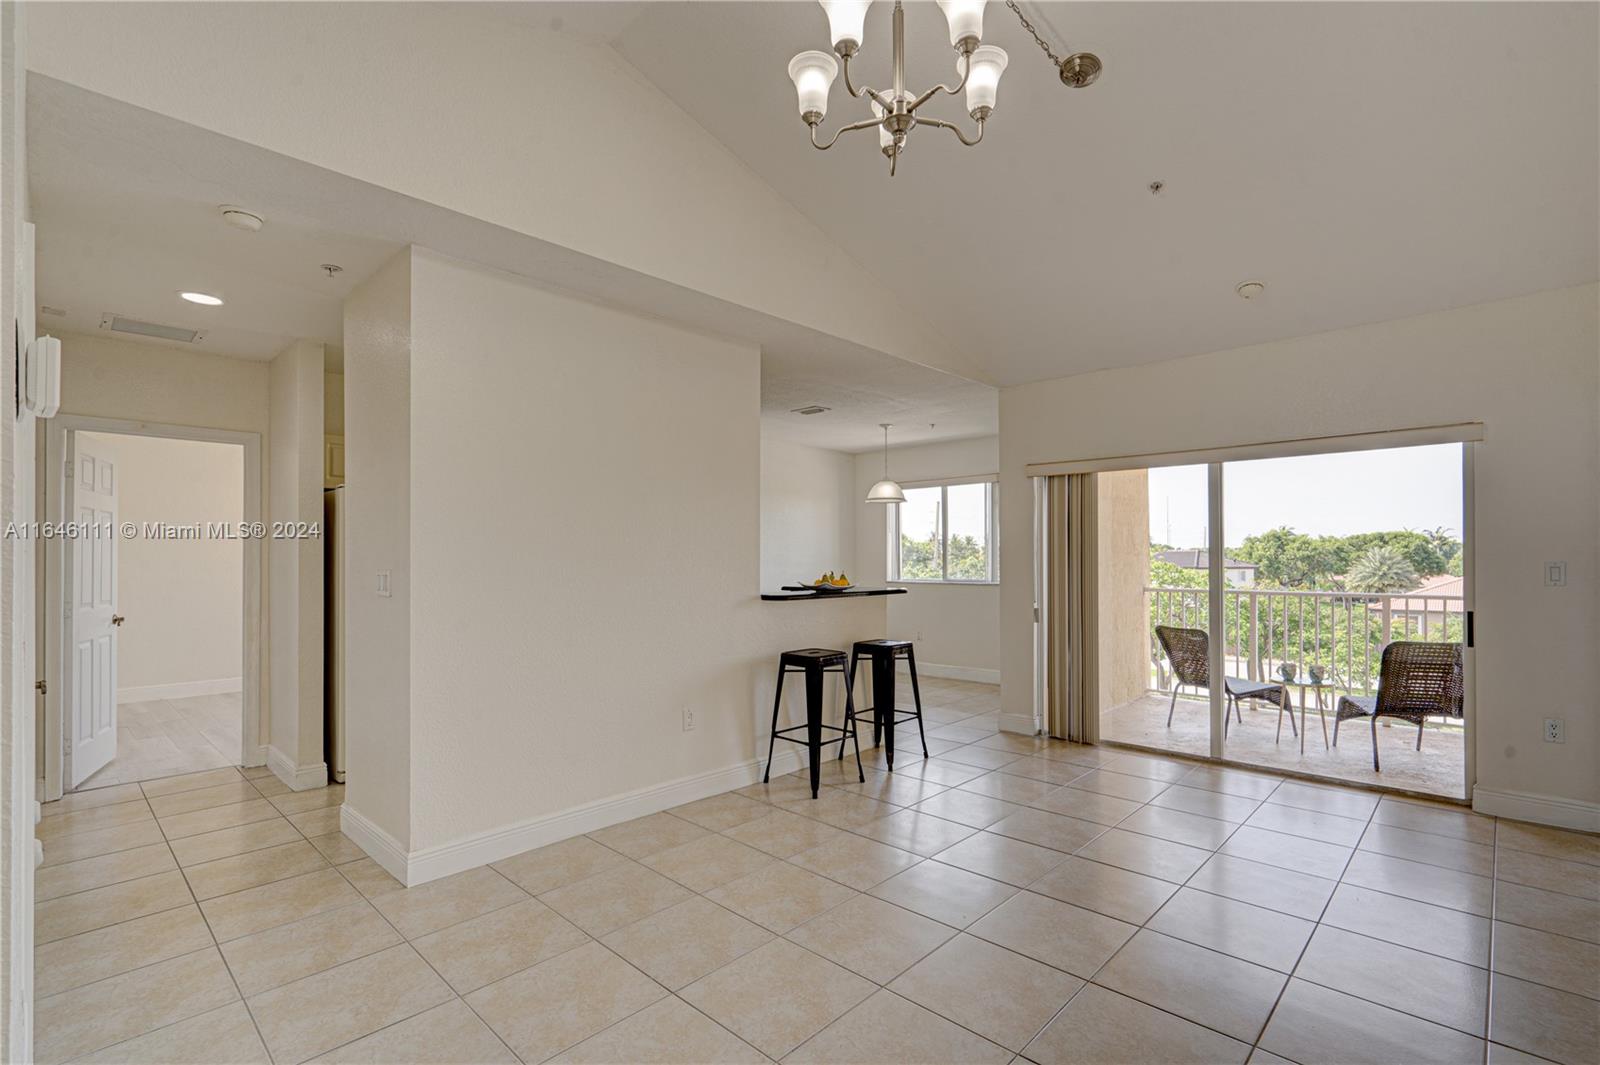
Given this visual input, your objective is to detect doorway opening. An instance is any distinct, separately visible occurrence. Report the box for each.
[42,417,263,799]
[1078,440,1471,801]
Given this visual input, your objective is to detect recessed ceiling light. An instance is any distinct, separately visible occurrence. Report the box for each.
[791,405,831,416]
[219,206,264,232]
[1235,281,1265,300]
[180,291,224,306]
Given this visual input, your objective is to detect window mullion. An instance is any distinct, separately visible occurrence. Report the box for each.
[940,485,949,581]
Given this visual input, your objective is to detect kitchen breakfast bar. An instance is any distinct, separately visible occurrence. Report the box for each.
[759,587,927,798]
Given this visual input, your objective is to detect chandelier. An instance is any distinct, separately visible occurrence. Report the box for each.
[788,1,1101,175]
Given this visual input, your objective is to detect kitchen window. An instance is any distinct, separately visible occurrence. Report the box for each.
[889,479,998,583]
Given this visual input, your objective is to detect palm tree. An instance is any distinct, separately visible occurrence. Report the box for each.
[1426,525,1460,563]
[1346,545,1419,593]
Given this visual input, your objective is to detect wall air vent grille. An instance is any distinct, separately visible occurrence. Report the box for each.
[99,313,204,343]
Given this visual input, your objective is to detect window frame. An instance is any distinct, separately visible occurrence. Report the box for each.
[888,477,999,585]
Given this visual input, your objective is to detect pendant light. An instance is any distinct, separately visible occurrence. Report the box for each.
[866,423,906,503]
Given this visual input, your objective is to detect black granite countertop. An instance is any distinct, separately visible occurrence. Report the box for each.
[760,587,910,602]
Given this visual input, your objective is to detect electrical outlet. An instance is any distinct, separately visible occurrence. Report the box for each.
[682,707,696,732]
[1544,718,1564,743]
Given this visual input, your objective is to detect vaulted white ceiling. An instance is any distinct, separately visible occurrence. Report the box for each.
[607,0,1598,387]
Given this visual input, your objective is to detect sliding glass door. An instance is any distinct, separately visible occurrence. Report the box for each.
[1218,445,1466,797]
[1073,441,1469,800]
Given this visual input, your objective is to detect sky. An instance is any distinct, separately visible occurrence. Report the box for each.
[1148,443,1463,550]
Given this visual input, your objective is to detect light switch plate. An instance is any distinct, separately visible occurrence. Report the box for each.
[1545,561,1566,587]
[376,570,392,597]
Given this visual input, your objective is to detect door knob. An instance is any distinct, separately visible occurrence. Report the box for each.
[111,614,125,626]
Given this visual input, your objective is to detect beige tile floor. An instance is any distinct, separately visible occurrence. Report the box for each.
[34,678,1599,1064]
[76,693,244,790]
[1101,692,1467,800]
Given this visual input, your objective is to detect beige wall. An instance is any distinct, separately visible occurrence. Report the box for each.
[267,340,325,781]
[1001,284,1600,821]
[854,436,1001,680]
[760,433,856,592]
[342,250,413,848]
[1096,469,1150,711]
[77,432,243,700]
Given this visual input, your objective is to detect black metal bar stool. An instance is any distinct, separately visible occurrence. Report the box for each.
[847,639,928,772]
[763,648,864,798]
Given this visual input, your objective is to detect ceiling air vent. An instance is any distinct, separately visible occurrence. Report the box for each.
[99,313,205,344]
[791,405,832,416]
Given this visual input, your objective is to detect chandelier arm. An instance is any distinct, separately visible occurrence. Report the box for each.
[840,53,891,109]
[907,52,971,114]
[809,116,886,151]
[916,114,986,147]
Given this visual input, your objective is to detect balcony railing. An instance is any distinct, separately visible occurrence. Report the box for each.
[1146,585,1465,698]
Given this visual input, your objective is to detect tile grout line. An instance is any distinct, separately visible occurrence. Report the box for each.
[36,703,1594,1064]
[1245,776,1384,1061]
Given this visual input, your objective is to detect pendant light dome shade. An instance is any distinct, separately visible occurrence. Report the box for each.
[865,423,905,503]
[866,478,907,504]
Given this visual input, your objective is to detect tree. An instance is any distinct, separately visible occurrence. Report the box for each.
[1341,530,1446,577]
[1149,557,1206,589]
[947,534,988,580]
[1235,527,1343,588]
[1426,526,1462,564]
[1346,545,1419,593]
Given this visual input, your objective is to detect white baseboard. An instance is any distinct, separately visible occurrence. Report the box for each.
[900,662,1000,685]
[266,746,328,793]
[999,712,1039,736]
[118,676,243,704]
[339,803,411,884]
[370,747,807,888]
[1472,785,1600,832]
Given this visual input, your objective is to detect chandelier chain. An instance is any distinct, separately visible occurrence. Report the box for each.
[1006,0,1063,67]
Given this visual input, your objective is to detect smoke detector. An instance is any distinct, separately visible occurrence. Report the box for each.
[1235,280,1266,300]
[219,206,264,232]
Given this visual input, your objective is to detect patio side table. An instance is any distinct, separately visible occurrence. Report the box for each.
[1292,678,1334,753]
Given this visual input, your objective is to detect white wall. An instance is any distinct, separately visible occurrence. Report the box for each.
[76,432,243,701]
[760,432,856,591]
[341,248,888,879]
[24,2,976,384]
[1001,284,1600,826]
[855,436,1002,681]
[342,250,413,849]
[0,4,30,1051]
[267,340,325,786]
[325,372,344,436]
[54,333,269,755]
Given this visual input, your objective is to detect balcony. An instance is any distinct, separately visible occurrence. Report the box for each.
[1100,585,1466,799]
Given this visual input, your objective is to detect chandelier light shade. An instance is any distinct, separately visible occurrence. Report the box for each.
[819,0,872,54]
[871,90,912,152]
[866,423,906,504]
[964,45,1009,115]
[935,0,986,50]
[788,50,840,120]
[788,0,1099,174]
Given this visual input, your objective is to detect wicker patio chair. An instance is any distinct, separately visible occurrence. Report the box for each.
[1334,641,1463,771]
[1154,625,1295,739]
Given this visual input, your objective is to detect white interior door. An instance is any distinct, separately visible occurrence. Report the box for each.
[65,435,119,788]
